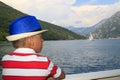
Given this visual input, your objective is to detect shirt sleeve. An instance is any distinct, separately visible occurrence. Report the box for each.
[47,58,62,78]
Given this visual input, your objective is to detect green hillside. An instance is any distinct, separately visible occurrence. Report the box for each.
[0,1,86,41]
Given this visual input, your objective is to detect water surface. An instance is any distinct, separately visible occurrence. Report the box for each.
[41,39,120,74]
[1,39,120,74]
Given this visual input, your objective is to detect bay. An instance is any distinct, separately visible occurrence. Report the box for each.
[41,39,120,74]
[0,39,120,74]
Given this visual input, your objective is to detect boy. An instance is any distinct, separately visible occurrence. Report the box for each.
[2,16,65,80]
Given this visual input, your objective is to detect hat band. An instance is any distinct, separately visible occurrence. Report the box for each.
[32,29,41,32]
[10,28,42,35]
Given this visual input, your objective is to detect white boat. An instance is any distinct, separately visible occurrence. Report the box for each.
[89,33,94,41]
[64,69,120,80]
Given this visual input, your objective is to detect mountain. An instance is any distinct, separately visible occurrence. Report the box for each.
[66,26,94,36]
[92,11,120,39]
[0,1,86,41]
[69,11,120,39]
[66,19,107,36]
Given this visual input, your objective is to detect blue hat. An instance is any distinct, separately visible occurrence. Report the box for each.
[6,16,47,41]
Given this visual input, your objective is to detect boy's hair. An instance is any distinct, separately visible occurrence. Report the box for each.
[12,38,26,48]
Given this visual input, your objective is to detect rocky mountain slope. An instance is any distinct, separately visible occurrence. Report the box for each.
[92,11,120,39]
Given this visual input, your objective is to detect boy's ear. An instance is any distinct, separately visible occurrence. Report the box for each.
[25,36,34,47]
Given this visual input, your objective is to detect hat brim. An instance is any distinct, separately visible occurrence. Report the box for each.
[6,30,48,41]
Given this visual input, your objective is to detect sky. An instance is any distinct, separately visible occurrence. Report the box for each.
[0,0,120,28]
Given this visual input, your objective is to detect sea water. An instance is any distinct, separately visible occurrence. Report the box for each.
[41,39,120,74]
[0,39,120,74]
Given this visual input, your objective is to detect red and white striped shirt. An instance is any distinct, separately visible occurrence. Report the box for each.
[2,48,61,80]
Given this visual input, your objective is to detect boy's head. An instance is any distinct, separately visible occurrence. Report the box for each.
[6,15,47,52]
[12,34,43,53]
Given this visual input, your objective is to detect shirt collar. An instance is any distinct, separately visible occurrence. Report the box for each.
[14,48,36,54]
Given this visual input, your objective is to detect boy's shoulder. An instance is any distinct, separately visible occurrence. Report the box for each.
[2,52,52,63]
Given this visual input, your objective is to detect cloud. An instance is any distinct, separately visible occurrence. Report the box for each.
[72,1,120,27]
[1,0,120,27]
